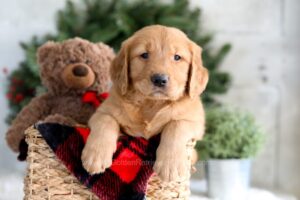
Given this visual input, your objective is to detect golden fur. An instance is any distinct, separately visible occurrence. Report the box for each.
[82,25,209,181]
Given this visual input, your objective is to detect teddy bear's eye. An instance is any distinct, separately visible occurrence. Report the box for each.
[86,60,92,64]
[69,60,77,64]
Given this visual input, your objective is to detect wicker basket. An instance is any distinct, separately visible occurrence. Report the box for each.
[24,126,195,200]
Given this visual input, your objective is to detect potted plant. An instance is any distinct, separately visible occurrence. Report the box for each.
[196,106,265,200]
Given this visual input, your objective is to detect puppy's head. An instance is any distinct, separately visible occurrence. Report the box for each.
[110,25,208,100]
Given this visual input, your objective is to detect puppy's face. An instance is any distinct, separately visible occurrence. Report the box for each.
[111,25,208,100]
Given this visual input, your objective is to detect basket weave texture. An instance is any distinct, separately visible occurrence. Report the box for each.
[24,126,195,200]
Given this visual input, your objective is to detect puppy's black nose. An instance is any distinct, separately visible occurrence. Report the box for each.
[151,74,169,87]
[72,65,88,77]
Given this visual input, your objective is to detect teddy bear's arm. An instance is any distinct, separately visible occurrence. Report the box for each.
[6,94,51,152]
[43,114,78,126]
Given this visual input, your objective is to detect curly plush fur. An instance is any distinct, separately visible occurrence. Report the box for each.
[6,38,115,153]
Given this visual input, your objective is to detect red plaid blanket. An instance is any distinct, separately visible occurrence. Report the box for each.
[36,123,160,200]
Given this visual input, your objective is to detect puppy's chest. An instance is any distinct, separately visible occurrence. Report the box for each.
[120,104,170,138]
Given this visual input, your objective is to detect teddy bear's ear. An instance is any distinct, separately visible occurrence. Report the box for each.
[95,42,115,62]
[37,41,60,65]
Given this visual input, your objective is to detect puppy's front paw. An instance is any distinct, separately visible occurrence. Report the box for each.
[81,140,116,175]
[153,148,189,182]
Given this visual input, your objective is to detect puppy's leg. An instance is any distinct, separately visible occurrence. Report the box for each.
[154,120,203,182]
[81,112,119,174]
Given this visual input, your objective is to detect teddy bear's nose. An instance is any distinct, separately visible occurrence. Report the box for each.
[72,65,88,77]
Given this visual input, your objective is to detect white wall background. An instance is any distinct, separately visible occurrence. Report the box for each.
[195,0,300,197]
[0,0,299,198]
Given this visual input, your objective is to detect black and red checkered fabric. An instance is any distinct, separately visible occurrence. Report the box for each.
[36,123,160,200]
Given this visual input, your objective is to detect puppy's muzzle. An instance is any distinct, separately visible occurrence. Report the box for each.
[151,74,169,88]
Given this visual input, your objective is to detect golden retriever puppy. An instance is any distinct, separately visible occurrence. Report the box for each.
[81,25,208,181]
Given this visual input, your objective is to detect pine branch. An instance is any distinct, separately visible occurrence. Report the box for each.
[5,0,232,124]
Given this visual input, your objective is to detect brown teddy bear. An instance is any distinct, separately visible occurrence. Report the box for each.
[6,37,115,156]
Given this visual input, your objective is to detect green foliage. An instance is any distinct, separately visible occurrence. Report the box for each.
[6,0,231,124]
[196,106,265,160]
[5,36,50,123]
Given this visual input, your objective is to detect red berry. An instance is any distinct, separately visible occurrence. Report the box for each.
[15,93,24,103]
[6,93,12,100]
[2,67,8,74]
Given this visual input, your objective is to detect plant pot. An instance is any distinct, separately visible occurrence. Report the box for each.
[205,159,251,200]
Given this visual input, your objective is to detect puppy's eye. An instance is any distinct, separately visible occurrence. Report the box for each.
[140,52,149,59]
[174,54,181,61]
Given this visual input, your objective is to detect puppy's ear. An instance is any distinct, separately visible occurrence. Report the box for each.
[188,42,209,99]
[110,39,131,95]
